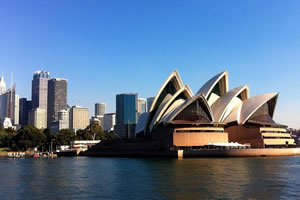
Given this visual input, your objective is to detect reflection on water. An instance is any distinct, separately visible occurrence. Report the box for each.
[0,157,300,200]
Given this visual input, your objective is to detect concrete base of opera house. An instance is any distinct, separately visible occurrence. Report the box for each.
[181,148,300,158]
[80,148,300,158]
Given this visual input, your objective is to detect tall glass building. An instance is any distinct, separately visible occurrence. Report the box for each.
[47,78,67,128]
[31,71,50,110]
[116,93,137,125]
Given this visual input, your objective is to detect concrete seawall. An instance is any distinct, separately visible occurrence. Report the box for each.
[183,148,300,158]
[81,148,300,158]
[80,150,178,158]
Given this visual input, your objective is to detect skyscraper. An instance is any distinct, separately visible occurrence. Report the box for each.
[103,113,116,132]
[50,109,69,134]
[70,106,89,131]
[47,78,67,127]
[31,71,50,110]
[0,79,18,125]
[28,108,47,129]
[0,74,6,95]
[116,93,137,125]
[95,103,106,117]
[0,75,8,119]
[19,98,32,126]
[137,98,146,116]
[14,94,19,125]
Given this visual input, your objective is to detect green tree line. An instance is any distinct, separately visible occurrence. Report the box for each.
[0,121,117,151]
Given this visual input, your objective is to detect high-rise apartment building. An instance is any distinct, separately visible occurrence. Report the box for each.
[47,78,67,127]
[116,93,137,125]
[95,103,106,117]
[70,106,89,131]
[31,71,50,110]
[19,98,32,126]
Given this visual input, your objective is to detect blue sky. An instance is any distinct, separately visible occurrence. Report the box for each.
[0,0,299,128]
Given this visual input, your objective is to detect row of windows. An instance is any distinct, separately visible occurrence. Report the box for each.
[261,131,287,133]
[175,130,224,133]
[263,137,291,139]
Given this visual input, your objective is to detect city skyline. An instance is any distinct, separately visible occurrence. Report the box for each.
[1,1,300,128]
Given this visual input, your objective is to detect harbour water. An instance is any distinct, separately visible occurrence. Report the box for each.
[1,157,300,200]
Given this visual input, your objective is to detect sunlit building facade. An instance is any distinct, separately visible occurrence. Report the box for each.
[135,70,294,148]
[116,93,137,125]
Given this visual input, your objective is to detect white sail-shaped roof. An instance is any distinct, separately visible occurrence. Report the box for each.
[211,85,249,123]
[223,93,278,125]
[145,70,184,133]
[149,85,193,132]
[148,70,183,114]
[159,99,185,124]
[196,71,229,106]
[163,93,214,124]
[239,93,278,124]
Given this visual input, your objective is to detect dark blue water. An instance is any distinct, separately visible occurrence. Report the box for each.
[0,157,300,200]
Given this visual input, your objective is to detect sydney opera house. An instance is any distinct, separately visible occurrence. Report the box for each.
[134,70,295,149]
[86,70,297,157]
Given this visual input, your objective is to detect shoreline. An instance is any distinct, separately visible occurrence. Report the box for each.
[80,147,300,158]
[2,148,300,158]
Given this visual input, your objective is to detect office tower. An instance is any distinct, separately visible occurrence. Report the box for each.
[0,74,6,95]
[31,71,50,110]
[28,108,47,129]
[0,84,17,125]
[103,113,116,132]
[47,78,67,127]
[0,91,8,120]
[7,87,16,125]
[95,103,106,117]
[19,98,32,126]
[50,109,69,134]
[14,94,19,125]
[147,97,155,112]
[137,98,146,117]
[116,93,137,125]
[114,123,136,138]
[70,106,89,131]
[58,109,69,129]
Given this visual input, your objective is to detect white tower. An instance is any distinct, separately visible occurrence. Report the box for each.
[0,74,6,95]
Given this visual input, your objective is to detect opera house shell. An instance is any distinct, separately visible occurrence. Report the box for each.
[136,70,295,149]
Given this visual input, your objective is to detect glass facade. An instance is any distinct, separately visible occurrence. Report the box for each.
[116,94,137,125]
[174,99,211,123]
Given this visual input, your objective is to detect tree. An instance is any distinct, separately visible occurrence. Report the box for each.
[0,130,15,147]
[10,125,46,151]
[105,131,117,140]
[55,129,76,145]
[75,121,107,140]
